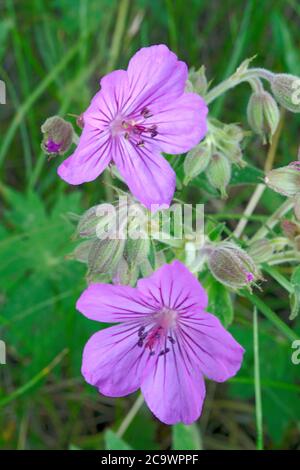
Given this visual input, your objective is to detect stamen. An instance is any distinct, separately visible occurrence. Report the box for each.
[138,326,145,337]
[150,125,158,138]
[137,140,145,147]
[141,107,153,118]
[159,348,170,356]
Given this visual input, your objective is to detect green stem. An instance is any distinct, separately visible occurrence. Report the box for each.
[253,308,264,450]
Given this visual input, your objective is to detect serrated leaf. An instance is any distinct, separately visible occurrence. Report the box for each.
[172,423,202,450]
[105,430,132,450]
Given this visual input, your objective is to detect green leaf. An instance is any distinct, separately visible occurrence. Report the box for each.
[205,275,234,327]
[230,164,264,186]
[104,430,132,450]
[172,423,202,450]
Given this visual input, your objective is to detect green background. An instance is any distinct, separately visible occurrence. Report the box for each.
[0,0,299,450]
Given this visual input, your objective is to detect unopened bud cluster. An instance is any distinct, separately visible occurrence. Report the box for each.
[184,118,246,197]
[69,199,151,285]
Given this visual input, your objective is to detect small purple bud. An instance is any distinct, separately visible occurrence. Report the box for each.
[45,139,62,154]
[41,115,74,156]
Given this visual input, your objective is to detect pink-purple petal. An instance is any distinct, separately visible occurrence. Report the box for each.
[137,260,208,312]
[113,138,176,211]
[149,93,208,154]
[57,125,111,184]
[124,45,188,116]
[76,283,156,323]
[82,322,153,397]
[178,312,245,382]
[141,339,206,425]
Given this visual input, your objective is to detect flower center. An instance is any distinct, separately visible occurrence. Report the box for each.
[111,108,158,147]
[137,307,177,356]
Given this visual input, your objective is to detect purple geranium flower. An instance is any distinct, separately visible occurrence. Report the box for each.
[58,45,208,210]
[76,261,244,425]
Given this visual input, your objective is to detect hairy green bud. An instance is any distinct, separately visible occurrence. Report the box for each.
[77,204,115,239]
[207,242,261,289]
[265,164,300,197]
[70,240,93,263]
[247,91,280,143]
[206,152,231,198]
[271,73,300,113]
[183,143,212,184]
[223,123,245,143]
[124,237,151,267]
[87,238,125,276]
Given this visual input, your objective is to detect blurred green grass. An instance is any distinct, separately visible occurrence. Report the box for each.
[0,0,300,450]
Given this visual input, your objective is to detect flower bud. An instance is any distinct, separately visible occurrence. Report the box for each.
[112,257,138,286]
[41,116,74,156]
[187,66,208,96]
[183,143,212,184]
[271,73,300,113]
[223,123,245,143]
[218,139,244,166]
[124,237,151,268]
[265,164,300,197]
[205,152,231,198]
[247,91,280,143]
[207,242,261,289]
[70,240,93,263]
[87,238,125,276]
[77,204,115,239]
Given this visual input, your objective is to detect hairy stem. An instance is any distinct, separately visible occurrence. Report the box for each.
[205,67,275,104]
